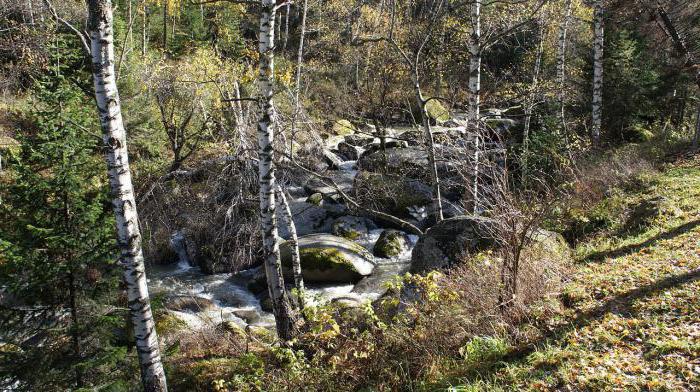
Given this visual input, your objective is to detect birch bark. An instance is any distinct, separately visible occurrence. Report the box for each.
[87,1,167,390]
[591,0,604,143]
[468,0,481,123]
[258,0,295,342]
[275,185,304,309]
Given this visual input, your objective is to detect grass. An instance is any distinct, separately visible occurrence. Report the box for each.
[450,156,700,391]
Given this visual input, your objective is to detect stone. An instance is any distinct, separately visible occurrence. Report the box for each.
[425,99,450,123]
[410,216,497,273]
[331,216,375,240]
[353,171,433,220]
[331,119,357,136]
[280,234,376,283]
[373,229,409,258]
[164,296,215,312]
[337,141,361,161]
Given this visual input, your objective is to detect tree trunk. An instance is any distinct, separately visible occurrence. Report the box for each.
[87,1,168,390]
[693,102,700,150]
[522,9,546,184]
[417,89,443,221]
[162,1,167,52]
[591,0,604,144]
[467,0,481,123]
[471,132,480,214]
[282,3,291,51]
[142,0,147,57]
[275,185,304,309]
[556,0,572,132]
[258,0,295,342]
[290,0,308,158]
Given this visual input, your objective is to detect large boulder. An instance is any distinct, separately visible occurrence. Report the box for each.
[358,147,428,178]
[332,216,376,240]
[353,171,433,221]
[373,229,409,258]
[410,216,497,273]
[280,234,376,283]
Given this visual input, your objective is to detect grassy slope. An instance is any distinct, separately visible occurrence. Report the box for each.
[452,157,700,391]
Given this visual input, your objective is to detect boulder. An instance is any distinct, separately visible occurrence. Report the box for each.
[332,216,376,240]
[354,171,433,220]
[337,141,361,161]
[344,133,375,147]
[164,296,215,313]
[358,147,428,178]
[425,99,450,124]
[373,229,409,258]
[331,119,357,136]
[410,216,497,273]
[280,234,376,283]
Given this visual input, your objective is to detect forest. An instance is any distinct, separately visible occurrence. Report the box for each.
[0,0,699,390]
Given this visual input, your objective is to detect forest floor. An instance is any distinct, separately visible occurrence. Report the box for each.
[451,155,700,391]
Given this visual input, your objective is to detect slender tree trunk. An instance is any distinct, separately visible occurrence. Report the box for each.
[67,271,83,388]
[416,91,443,221]
[467,0,481,123]
[28,0,36,25]
[556,0,572,131]
[471,132,480,214]
[417,88,444,222]
[693,101,700,150]
[591,0,604,144]
[275,185,304,309]
[290,0,308,159]
[87,1,167,390]
[162,2,167,52]
[142,0,148,57]
[282,3,291,51]
[522,9,546,184]
[258,0,295,342]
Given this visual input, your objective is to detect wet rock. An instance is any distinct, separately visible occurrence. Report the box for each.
[354,171,433,220]
[410,216,497,273]
[344,133,375,147]
[280,234,376,283]
[164,296,215,312]
[233,309,262,325]
[331,119,357,136]
[337,141,361,161]
[331,216,376,240]
[373,230,409,258]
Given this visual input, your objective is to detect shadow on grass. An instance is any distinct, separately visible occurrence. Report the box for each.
[581,219,700,263]
[448,266,700,388]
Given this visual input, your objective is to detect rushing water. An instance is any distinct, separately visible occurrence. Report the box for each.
[148,159,419,330]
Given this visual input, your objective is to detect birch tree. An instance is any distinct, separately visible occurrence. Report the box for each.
[258,0,296,342]
[591,0,604,143]
[467,0,481,123]
[276,185,305,309]
[556,0,573,132]
[522,7,547,184]
[87,0,168,390]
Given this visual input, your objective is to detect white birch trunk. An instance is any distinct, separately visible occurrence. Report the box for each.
[275,185,304,309]
[468,0,481,123]
[86,1,167,391]
[258,0,295,342]
[591,0,604,143]
[556,0,572,129]
[141,0,147,57]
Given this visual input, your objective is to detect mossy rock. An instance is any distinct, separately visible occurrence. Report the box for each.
[332,119,357,136]
[307,192,323,205]
[354,171,433,218]
[425,100,450,123]
[164,296,214,312]
[280,234,375,283]
[624,125,654,142]
[373,230,408,258]
[331,216,372,240]
[155,312,188,335]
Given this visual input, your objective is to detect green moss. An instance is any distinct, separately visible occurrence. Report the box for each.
[373,230,404,258]
[155,313,187,335]
[425,99,450,123]
[307,193,323,205]
[297,247,356,272]
[332,119,356,136]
